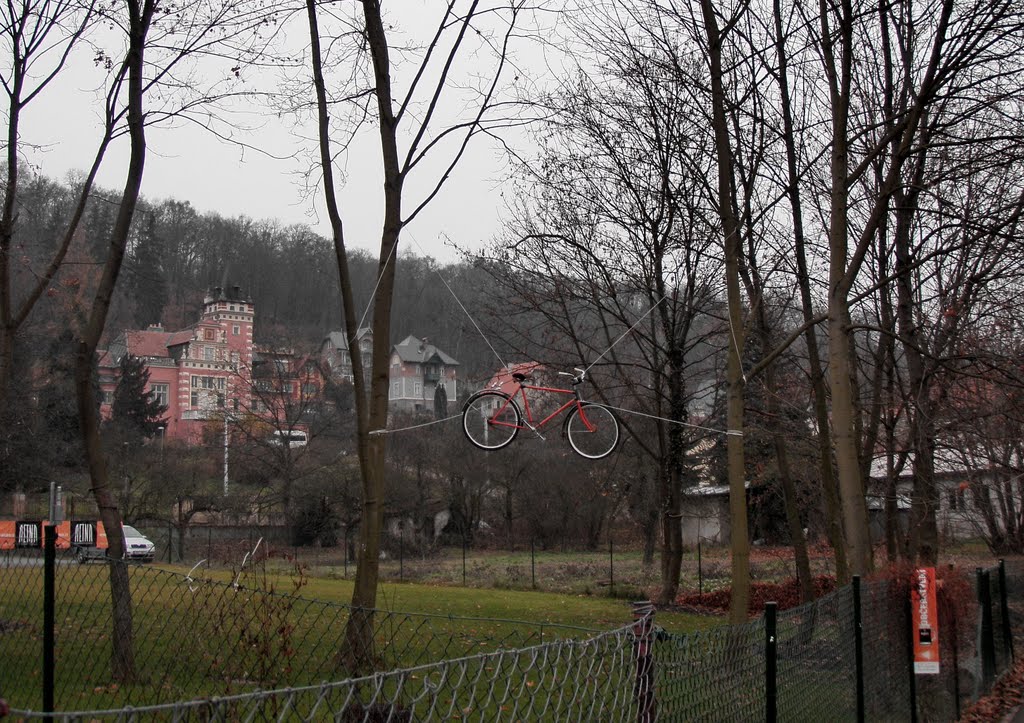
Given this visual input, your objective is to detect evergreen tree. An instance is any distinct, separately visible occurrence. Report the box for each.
[110,354,167,445]
[128,213,169,327]
[37,330,88,472]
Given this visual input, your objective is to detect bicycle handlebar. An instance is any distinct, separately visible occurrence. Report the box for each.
[558,368,586,386]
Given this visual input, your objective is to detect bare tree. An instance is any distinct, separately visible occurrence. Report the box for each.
[481,1,729,604]
[66,0,271,682]
[303,0,533,671]
[0,0,96,405]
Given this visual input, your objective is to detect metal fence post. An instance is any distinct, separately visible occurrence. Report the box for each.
[609,537,614,597]
[998,559,1014,664]
[698,541,703,599]
[977,568,996,688]
[765,601,778,723]
[853,575,864,723]
[904,593,918,723]
[632,600,656,723]
[531,538,536,589]
[43,524,56,717]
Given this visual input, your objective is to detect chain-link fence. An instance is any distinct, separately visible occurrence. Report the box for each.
[1,546,1021,721]
[0,546,600,715]
[137,525,832,598]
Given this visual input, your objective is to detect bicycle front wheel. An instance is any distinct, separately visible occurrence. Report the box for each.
[462,391,522,450]
[565,403,619,459]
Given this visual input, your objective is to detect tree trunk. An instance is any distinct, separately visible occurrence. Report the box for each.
[893,188,939,565]
[699,0,750,623]
[642,504,657,567]
[655,463,682,605]
[771,0,847,582]
[819,0,874,577]
[775,434,814,602]
[73,0,153,684]
[306,0,404,672]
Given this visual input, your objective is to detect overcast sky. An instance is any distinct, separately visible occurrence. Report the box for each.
[19,2,539,265]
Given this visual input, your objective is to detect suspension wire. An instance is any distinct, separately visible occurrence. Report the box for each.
[600,403,743,437]
[355,235,401,334]
[726,309,748,386]
[393,239,739,439]
[368,414,462,436]
[584,292,669,375]
[408,234,509,372]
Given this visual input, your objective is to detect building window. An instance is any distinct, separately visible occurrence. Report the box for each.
[233,325,240,335]
[204,346,215,361]
[414,381,422,397]
[150,384,169,407]
[233,398,240,411]
[302,383,318,396]
[282,382,293,394]
[101,390,114,405]
[192,375,225,390]
[191,391,199,407]
[391,381,399,398]
[217,393,225,408]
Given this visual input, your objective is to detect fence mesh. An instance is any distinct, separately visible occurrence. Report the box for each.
[9,629,643,722]
[775,586,858,722]
[2,549,1021,721]
[0,549,597,713]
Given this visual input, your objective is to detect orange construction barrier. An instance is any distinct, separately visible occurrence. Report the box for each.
[0,519,108,550]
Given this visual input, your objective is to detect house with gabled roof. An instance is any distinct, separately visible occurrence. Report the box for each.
[319,328,372,383]
[319,330,459,415]
[389,336,458,414]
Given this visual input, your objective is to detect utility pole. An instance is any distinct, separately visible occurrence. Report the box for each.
[223,411,229,496]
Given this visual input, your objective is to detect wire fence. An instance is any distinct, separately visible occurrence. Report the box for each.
[1,548,1021,721]
[0,546,599,715]
[144,525,830,599]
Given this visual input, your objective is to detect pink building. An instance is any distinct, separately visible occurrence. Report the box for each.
[99,286,255,443]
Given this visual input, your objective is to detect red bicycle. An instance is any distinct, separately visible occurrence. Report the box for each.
[462,367,620,459]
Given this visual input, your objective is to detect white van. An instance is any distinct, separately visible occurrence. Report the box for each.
[269,429,308,447]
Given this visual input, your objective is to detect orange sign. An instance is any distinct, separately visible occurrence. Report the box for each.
[912,567,940,674]
[0,520,108,550]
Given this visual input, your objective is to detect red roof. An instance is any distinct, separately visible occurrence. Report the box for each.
[166,330,193,347]
[96,349,115,369]
[485,362,543,396]
[125,330,175,358]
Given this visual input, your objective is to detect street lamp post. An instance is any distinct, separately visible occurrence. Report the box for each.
[122,441,129,505]
[223,411,229,496]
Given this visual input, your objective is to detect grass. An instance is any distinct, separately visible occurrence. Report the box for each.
[0,557,718,714]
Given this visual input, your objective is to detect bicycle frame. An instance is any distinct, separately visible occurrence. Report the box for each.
[490,380,597,434]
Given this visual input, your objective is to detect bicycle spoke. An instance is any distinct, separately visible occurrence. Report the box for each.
[462,391,520,450]
[566,404,619,459]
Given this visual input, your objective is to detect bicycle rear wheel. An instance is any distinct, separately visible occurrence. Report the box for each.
[565,403,619,459]
[462,391,521,450]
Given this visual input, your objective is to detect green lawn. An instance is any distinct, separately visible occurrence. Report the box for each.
[0,559,718,714]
